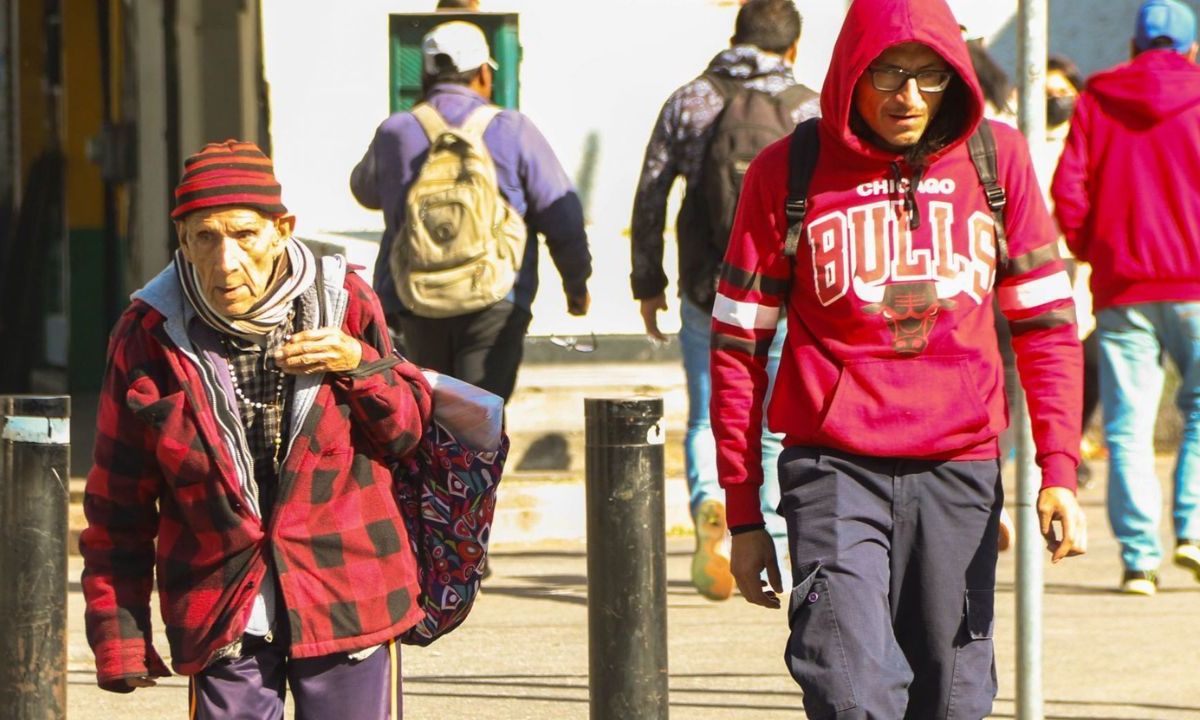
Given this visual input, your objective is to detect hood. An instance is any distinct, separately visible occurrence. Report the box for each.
[705,45,795,82]
[1088,50,1200,124]
[820,0,984,162]
[134,263,190,328]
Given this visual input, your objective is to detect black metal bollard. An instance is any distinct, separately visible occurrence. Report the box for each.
[585,397,668,720]
[0,396,70,719]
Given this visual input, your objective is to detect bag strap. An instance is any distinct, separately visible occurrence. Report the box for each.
[313,260,328,328]
[411,103,450,142]
[776,83,818,109]
[703,72,738,102]
[965,120,1011,276]
[783,117,821,258]
[458,104,502,143]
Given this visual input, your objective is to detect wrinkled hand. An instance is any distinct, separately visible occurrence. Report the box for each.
[639,295,668,342]
[121,675,158,691]
[275,328,363,375]
[1037,486,1087,563]
[567,290,591,316]
[731,529,783,609]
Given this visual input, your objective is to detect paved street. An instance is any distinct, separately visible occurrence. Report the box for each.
[65,456,1200,719]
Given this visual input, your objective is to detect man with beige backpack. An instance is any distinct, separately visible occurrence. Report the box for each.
[352,20,591,403]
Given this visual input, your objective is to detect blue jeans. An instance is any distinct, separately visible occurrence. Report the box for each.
[679,297,786,542]
[1098,303,1200,570]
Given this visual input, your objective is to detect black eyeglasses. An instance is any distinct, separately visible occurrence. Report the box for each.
[867,66,953,93]
[549,332,597,353]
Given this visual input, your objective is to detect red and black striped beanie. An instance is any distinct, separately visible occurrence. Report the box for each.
[172,139,288,220]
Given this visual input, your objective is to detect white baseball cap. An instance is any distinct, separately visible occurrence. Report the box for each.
[422,21,498,74]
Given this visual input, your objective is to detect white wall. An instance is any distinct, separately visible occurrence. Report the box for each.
[260,0,852,335]
[259,0,1160,335]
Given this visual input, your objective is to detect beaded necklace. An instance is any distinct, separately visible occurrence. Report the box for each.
[227,355,286,472]
[222,310,293,475]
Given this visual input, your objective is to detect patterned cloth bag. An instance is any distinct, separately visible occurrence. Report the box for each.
[395,389,507,646]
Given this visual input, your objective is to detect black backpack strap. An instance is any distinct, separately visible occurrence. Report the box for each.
[313,258,328,327]
[966,121,1011,276]
[784,118,821,258]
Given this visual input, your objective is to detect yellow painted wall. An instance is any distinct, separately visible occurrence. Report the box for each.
[62,0,105,228]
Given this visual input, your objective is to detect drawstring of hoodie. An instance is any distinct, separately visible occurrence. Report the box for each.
[889,162,925,231]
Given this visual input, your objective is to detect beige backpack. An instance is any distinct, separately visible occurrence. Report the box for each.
[390,103,527,318]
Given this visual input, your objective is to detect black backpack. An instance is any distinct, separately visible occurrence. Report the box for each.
[679,75,818,308]
[782,118,1011,273]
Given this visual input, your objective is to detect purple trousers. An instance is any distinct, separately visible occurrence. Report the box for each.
[188,634,403,719]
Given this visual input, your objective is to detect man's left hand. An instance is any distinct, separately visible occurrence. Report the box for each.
[275,328,363,375]
[1037,486,1088,563]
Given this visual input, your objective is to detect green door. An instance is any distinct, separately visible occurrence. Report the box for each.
[389,13,521,114]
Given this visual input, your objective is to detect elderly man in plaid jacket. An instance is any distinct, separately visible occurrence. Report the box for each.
[79,140,432,718]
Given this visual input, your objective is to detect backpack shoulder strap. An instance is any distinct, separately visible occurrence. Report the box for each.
[965,120,1011,275]
[412,103,449,142]
[776,83,819,108]
[703,72,739,102]
[458,104,502,143]
[784,117,821,258]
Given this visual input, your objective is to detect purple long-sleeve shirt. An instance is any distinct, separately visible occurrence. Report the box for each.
[351,83,591,315]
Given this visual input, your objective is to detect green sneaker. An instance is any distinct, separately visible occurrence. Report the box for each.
[691,499,733,601]
[1173,540,1200,582]
[1121,569,1160,596]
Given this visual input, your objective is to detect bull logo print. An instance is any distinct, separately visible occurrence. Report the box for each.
[860,280,957,355]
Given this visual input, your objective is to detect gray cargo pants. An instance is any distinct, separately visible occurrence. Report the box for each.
[777,446,1001,720]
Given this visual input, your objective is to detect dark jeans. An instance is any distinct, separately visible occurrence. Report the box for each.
[1082,329,1100,428]
[392,300,533,403]
[778,446,1001,720]
[189,634,402,719]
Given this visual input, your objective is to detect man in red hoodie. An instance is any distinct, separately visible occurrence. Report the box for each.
[712,0,1086,716]
[1052,0,1200,597]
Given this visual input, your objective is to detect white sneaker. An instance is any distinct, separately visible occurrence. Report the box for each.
[1174,541,1200,583]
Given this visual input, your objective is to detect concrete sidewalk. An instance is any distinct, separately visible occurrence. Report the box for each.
[66,456,1200,719]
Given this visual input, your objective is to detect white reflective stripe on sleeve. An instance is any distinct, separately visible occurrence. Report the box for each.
[998,271,1074,313]
[712,293,781,330]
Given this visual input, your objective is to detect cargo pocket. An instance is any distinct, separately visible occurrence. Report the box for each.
[784,561,857,717]
[947,589,999,720]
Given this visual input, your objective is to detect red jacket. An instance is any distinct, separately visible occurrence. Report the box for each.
[1052,50,1200,311]
[711,0,1083,527]
[81,262,432,690]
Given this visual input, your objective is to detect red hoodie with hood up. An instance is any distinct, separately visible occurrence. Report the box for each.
[711,0,1083,528]
[1052,49,1200,311]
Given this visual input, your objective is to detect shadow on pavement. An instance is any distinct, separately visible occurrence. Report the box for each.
[404,672,804,711]
[491,547,692,559]
[481,584,586,606]
[995,581,1200,596]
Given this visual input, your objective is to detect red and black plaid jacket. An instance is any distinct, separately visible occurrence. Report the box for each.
[80,269,432,691]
